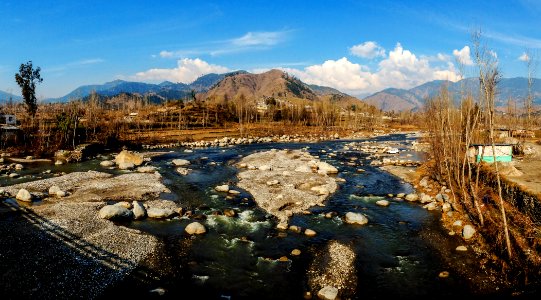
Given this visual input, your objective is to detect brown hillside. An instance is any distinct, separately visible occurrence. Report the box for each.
[203,69,373,110]
[204,69,317,102]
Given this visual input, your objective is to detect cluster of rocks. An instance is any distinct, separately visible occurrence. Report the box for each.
[395,176,478,246]
[97,200,206,235]
[369,158,421,167]
[142,133,343,150]
[0,170,168,298]
[234,149,340,228]
[0,161,25,178]
[54,143,103,164]
[343,141,421,167]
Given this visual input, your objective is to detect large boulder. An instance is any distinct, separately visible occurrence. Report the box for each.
[115,150,144,167]
[16,189,32,202]
[146,207,175,219]
[405,193,419,202]
[344,212,368,225]
[98,205,133,220]
[132,201,147,220]
[215,184,230,192]
[185,222,206,234]
[172,159,190,166]
[318,286,339,300]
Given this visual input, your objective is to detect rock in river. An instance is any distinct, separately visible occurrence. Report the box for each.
[185,222,206,235]
[99,205,133,220]
[236,149,338,224]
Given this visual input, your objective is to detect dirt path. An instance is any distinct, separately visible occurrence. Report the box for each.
[504,141,541,195]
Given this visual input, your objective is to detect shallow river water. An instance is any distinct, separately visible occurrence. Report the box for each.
[2,134,502,299]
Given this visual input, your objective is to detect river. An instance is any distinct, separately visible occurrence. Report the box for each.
[1,134,496,299]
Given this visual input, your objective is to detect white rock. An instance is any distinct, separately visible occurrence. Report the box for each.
[442,202,452,212]
[176,167,191,175]
[344,212,368,225]
[420,194,432,203]
[172,159,190,166]
[98,205,133,220]
[114,201,132,209]
[215,185,230,192]
[100,160,115,167]
[147,207,176,219]
[185,222,206,234]
[259,165,272,171]
[48,185,66,198]
[15,164,23,170]
[266,179,280,186]
[304,228,317,236]
[456,245,468,251]
[137,166,157,173]
[317,161,338,175]
[423,202,438,211]
[405,193,419,201]
[376,200,390,207]
[118,162,135,170]
[16,189,32,202]
[132,201,146,220]
[115,150,144,166]
[462,224,476,240]
[317,285,338,300]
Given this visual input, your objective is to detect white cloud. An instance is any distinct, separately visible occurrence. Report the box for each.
[75,58,104,65]
[280,43,461,95]
[156,30,291,58]
[132,58,229,83]
[518,52,530,62]
[453,46,473,66]
[232,31,286,46]
[349,41,386,59]
[159,51,174,58]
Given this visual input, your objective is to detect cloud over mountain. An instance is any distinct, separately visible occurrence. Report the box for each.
[133,58,229,83]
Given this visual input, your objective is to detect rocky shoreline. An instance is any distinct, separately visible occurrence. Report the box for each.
[3,129,493,299]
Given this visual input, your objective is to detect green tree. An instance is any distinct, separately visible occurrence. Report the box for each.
[15,61,43,119]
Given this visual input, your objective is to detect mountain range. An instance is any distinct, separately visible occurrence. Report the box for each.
[0,90,21,102]
[2,72,540,113]
[363,77,541,112]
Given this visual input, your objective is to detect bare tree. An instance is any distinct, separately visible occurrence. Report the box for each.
[472,29,512,259]
[523,49,538,135]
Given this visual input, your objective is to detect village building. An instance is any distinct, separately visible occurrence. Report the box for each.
[467,143,513,163]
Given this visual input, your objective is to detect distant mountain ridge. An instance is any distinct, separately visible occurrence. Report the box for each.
[34,69,359,106]
[46,71,249,102]
[0,90,21,102]
[363,77,541,112]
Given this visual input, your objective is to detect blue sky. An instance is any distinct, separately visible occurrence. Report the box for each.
[1,0,540,99]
